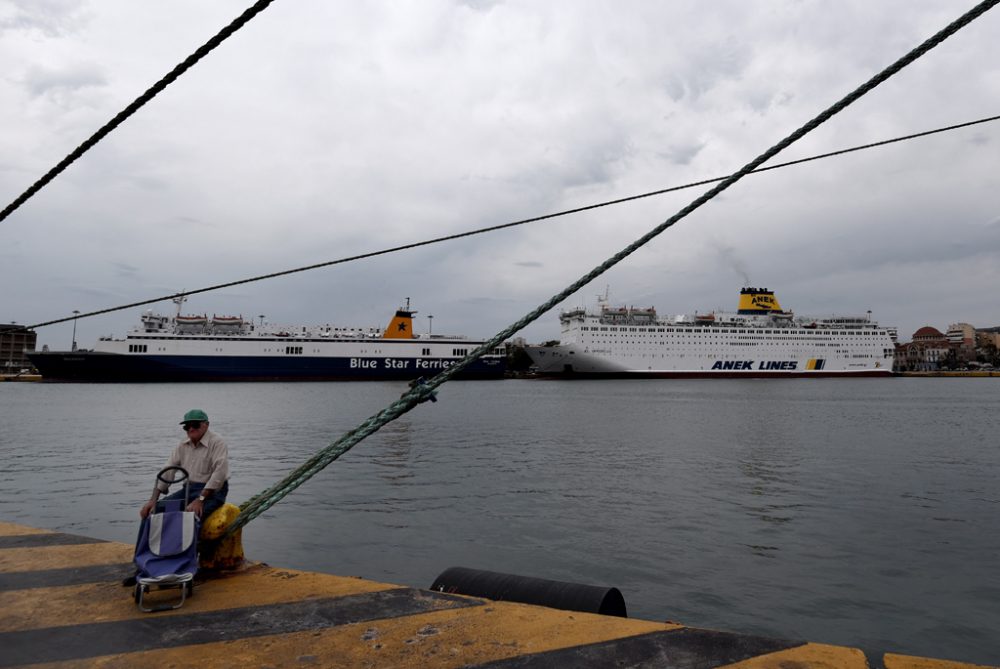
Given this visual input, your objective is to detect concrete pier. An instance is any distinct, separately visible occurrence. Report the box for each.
[0,521,993,668]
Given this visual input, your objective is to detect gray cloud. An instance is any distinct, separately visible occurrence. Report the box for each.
[21,63,106,99]
[1,1,998,348]
[112,262,139,279]
[458,0,504,12]
[0,0,88,37]
[661,140,706,166]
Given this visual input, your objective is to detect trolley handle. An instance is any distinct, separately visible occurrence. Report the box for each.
[154,467,191,499]
[156,466,190,488]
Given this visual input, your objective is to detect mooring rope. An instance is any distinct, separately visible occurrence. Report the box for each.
[227,0,999,535]
[22,111,1000,332]
[0,0,277,225]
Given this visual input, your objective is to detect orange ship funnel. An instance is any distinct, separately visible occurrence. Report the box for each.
[383,300,416,339]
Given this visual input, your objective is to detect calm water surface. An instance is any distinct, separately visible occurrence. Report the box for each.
[1,378,998,664]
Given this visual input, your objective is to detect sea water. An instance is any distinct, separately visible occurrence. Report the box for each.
[1,378,997,664]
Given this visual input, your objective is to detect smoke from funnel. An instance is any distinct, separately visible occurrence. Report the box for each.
[710,239,752,286]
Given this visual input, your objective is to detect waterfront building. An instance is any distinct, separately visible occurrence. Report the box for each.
[973,328,1000,368]
[0,324,36,373]
[895,326,949,372]
[976,329,1000,349]
[946,323,977,364]
[895,322,1000,371]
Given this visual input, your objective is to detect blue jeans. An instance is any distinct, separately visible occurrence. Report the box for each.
[157,480,229,520]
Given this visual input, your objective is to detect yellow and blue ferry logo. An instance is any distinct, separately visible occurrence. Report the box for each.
[737,287,783,314]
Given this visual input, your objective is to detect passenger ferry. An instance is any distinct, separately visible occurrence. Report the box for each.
[28,298,506,382]
[525,287,896,377]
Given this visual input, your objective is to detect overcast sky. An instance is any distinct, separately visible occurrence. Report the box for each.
[2,0,998,350]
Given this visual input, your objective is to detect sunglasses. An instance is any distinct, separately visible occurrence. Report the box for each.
[182,422,202,431]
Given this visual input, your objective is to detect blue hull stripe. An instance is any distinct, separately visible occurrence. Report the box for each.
[28,353,506,382]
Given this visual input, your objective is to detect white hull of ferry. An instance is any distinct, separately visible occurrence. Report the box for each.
[527,343,891,377]
[525,287,895,378]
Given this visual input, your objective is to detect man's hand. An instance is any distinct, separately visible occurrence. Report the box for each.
[186,498,204,518]
[140,499,157,519]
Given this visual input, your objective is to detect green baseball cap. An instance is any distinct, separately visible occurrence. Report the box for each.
[180,409,209,424]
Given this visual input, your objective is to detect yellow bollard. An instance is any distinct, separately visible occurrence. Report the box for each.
[199,503,245,570]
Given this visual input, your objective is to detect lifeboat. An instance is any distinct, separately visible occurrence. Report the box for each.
[211,315,244,326]
[175,314,208,326]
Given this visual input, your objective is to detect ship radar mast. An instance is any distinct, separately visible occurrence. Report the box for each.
[172,294,188,320]
[400,296,417,316]
[597,285,610,309]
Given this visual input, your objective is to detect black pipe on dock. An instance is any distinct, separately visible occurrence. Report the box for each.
[430,566,628,617]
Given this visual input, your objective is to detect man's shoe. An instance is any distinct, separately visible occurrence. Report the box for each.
[121,575,137,587]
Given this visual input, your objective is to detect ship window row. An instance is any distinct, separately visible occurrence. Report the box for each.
[581,334,884,344]
[595,343,874,354]
[134,336,369,342]
[448,348,503,356]
[579,332,883,341]
[130,335,387,343]
[127,336,496,349]
[579,327,883,336]
[122,344,502,358]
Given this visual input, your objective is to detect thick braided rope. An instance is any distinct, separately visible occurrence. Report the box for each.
[0,0,276,224]
[228,0,998,534]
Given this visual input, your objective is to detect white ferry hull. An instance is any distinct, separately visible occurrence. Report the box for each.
[525,287,896,379]
[526,344,891,377]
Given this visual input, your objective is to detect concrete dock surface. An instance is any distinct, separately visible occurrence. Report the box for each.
[1,521,994,669]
